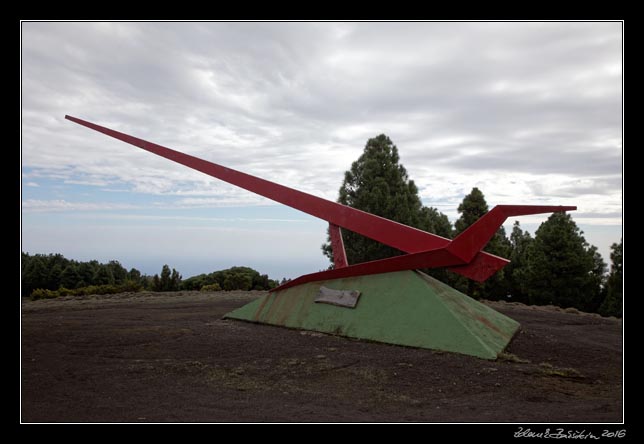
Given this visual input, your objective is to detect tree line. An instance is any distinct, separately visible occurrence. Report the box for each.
[181,266,279,291]
[321,134,622,317]
[21,253,143,297]
[21,253,279,299]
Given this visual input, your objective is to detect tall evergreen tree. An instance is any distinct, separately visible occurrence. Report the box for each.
[599,239,622,317]
[506,221,534,303]
[169,268,182,291]
[524,212,603,311]
[128,268,142,283]
[152,274,161,291]
[586,245,608,312]
[420,206,453,239]
[47,263,63,291]
[159,264,172,291]
[107,260,128,285]
[60,265,82,289]
[452,187,511,300]
[454,187,489,234]
[21,255,49,296]
[150,265,182,291]
[77,262,97,286]
[321,134,452,268]
[93,266,114,285]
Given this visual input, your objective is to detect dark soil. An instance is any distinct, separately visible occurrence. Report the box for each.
[21,291,622,423]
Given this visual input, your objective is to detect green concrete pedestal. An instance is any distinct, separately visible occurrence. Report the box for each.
[224,270,519,360]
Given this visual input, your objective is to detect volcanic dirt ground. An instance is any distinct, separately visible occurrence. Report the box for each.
[21,291,622,423]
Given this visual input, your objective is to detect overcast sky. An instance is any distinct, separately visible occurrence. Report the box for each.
[21,22,622,279]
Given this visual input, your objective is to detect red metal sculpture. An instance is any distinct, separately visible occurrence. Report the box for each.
[65,115,575,291]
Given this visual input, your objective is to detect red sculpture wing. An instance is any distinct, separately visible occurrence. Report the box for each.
[65,115,576,289]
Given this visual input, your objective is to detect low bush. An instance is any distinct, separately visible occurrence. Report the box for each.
[30,288,58,300]
[29,280,144,300]
[200,283,222,292]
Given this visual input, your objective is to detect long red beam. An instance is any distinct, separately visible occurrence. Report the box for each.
[278,246,472,291]
[64,115,575,287]
[275,204,575,291]
[64,115,507,279]
[65,115,449,252]
[448,204,576,263]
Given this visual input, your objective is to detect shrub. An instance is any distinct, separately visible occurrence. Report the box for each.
[57,287,73,296]
[29,281,145,300]
[120,279,143,293]
[200,283,222,292]
[30,288,58,300]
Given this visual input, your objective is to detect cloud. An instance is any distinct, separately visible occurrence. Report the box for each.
[72,213,308,224]
[22,23,620,192]
[171,196,270,207]
[22,199,137,212]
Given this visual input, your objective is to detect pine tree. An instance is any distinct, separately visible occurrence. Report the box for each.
[152,274,161,291]
[22,256,49,295]
[524,212,603,311]
[321,134,452,267]
[93,266,114,286]
[587,245,608,312]
[60,265,82,289]
[599,239,622,317]
[107,260,128,285]
[77,262,97,286]
[47,263,63,291]
[159,265,172,291]
[420,206,453,239]
[506,221,534,303]
[452,187,511,299]
[128,268,142,283]
[454,187,489,234]
[169,268,182,291]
